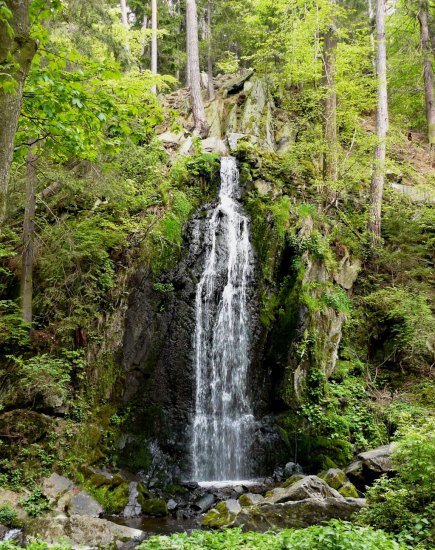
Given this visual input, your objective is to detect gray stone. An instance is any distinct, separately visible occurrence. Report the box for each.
[42,473,74,502]
[201,137,228,155]
[232,497,366,531]
[192,493,215,513]
[25,515,144,549]
[238,493,265,507]
[122,482,142,518]
[284,462,303,477]
[265,475,343,504]
[158,131,184,146]
[224,499,242,515]
[227,132,248,151]
[357,444,395,474]
[222,70,254,97]
[68,491,103,517]
[318,468,347,490]
[167,499,178,511]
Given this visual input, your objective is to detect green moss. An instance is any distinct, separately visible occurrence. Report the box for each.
[338,481,359,498]
[282,474,305,488]
[141,498,168,517]
[318,469,347,490]
[86,482,130,514]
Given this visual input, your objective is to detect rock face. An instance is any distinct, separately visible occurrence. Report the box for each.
[68,491,103,517]
[25,515,144,549]
[265,476,343,504]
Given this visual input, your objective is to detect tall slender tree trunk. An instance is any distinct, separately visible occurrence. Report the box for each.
[368,0,389,242]
[21,149,37,325]
[0,0,37,226]
[418,1,435,150]
[322,0,338,206]
[206,0,215,100]
[186,0,208,137]
[120,0,130,54]
[151,0,158,94]
[368,0,376,68]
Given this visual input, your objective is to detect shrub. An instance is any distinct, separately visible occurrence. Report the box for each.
[0,504,17,526]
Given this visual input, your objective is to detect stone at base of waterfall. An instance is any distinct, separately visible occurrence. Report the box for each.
[201,137,228,155]
[265,475,343,504]
[202,499,241,528]
[238,493,265,507]
[202,497,366,530]
[25,515,145,549]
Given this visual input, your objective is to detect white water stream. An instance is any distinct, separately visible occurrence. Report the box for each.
[191,157,255,481]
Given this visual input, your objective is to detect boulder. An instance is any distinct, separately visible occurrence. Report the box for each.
[68,491,103,517]
[222,70,254,97]
[357,444,394,474]
[238,493,265,507]
[201,137,228,155]
[192,493,215,513]
[318,468,347,490]
[338,482,359,498]
[42,473,74,502]
[140,498,168,517]
[122,482,142,518]
[158,131,184,147]
[25,515,144,548]
[284,462,303,478]
[202,499,241,528]
[265,475,343,504]
[0,489,29,521]
[231,497,366,531]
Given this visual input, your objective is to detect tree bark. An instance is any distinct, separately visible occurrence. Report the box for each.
[322,0,338,205]
[206,0,215,100]
[418,1,435,149]
[368,0,389,242]
[186,0,209,137]
[21,149,37,325]
[120,0,130,54]
[0,0,37,226]
[151,0,158,94]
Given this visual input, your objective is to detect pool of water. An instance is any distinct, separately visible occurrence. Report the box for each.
[106,516,203,538]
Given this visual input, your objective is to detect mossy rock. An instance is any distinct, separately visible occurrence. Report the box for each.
[88,473,113,488]
[86,482,130,514]
[318,468,347,490]
[136,483,151,508]
[141,498,168,517]
[282,474,305,488]
[338,481,359,498]
[164,484,188,496]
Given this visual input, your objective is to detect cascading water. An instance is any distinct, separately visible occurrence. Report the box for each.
[191,156,255,482]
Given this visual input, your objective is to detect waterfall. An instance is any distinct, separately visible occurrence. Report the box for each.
[191,156,255,481]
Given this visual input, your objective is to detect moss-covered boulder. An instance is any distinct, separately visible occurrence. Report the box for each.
[202,499,242,528]
[338,481,359,498]
[282,474,305,488]
[318,468,347,490]
[140,498,168,517]
[238,493,265,507]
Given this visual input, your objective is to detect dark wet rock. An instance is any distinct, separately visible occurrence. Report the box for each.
[140,498,168,517]
[284,462,303,478]
[346,444,395,490]
[167,499,178,512]
[192,493,215,513]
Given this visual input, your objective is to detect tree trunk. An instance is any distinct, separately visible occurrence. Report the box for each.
[0,0,37,226]
[206,0,215,100]
[368,0,376,68]
[186,0,209,137]
[151,0,158,94]
[368,0,389,242]
[418,1,435,149]
[120,0,130,54]
[322,0,338,205]
[21,149,37,325]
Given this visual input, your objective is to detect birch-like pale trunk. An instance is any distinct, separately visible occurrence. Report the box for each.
[186,0,208,137]
[120,0,130,54]
[151,0,158,94]
[368,0,389,242]
[322,0,338,206]
[21,149,37,324]
[0,0,37,226]
[418,1,435,149]
[206,0,215,100]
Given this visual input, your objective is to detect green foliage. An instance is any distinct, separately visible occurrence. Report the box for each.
[20,488,50,517]
[0,504,17,527]
[359,421,435,548]
[139,522,404,549]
